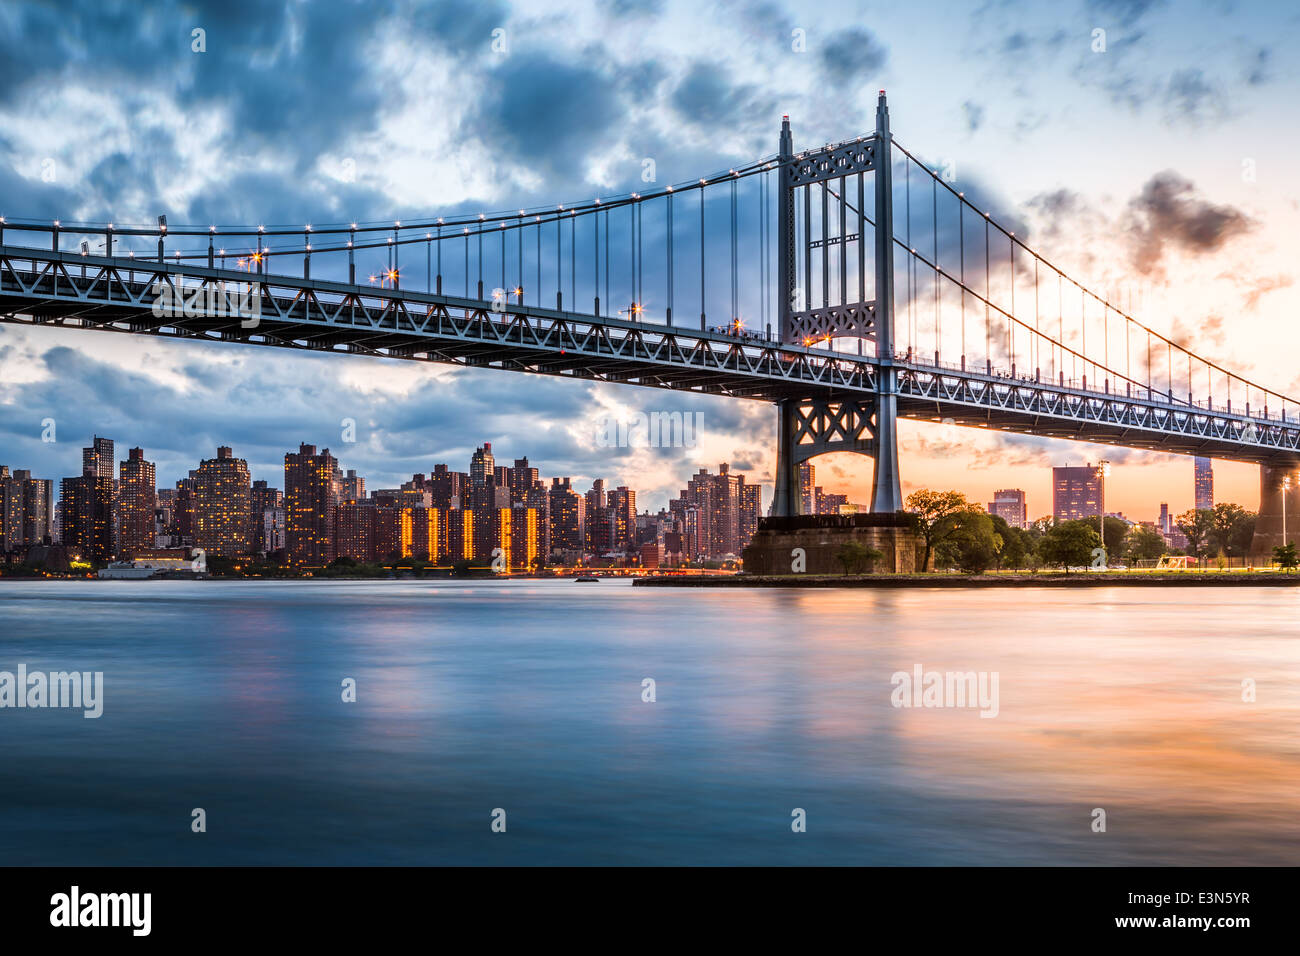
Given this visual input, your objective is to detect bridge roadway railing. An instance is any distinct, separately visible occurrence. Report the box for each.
[2,245,1299,464]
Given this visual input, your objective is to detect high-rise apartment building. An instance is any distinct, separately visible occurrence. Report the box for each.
[428,464,465,511]
[61,437,118,562]
[549,477,585,552]
[508,458,538,503]
[608,486,637,553]
[118,447,157,557]
[1194,457,1213,511]
[585,479,608,553]
[339,469,365,502]
[250,480,283,554]
[0,467,54,553]
[285,443,338,567]
[740,483,762,544]
[673,464,762,560]
[1053,465,1103,522]
[60,473,115,562]
[798,461,815,515]
[82,436,115,479]
[193,446,254,555]
[470,443,495,487]
[988,488,1027,529]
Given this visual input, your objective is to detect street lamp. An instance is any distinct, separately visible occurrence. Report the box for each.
[1096,460,1111,567]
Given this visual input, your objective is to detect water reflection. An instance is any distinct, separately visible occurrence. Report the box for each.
[0,579,1296,865]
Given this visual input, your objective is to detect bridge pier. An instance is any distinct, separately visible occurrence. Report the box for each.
[1249,462,1300,561]
[772,400,801,516]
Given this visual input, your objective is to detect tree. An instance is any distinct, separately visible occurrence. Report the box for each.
[1100,515,1129,558]
[1273,543,1298,571]
[1175,508,1214,561]
[906,490,975,572]
[1124,525,1166,565]
[1038,520,1100,573]
[989,514,1030,569]
[1207,502,1255,557]
[836,540,884,575]
[943,510,1002,574]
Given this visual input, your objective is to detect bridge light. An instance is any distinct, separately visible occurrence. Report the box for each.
[305,224,311,231]
[351,222,358,230]
[54,219,60,227]
[395,220,401,227]
[219,249,225,255]
[106,222,111,229]
[436,217,443,225]
[666,186,673,193]
[209,225,216,232]
[258,225,264,232]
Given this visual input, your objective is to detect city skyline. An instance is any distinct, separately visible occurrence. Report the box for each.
[3,431,770,569]
[1,425,1230,528]
[1,0,1296,523]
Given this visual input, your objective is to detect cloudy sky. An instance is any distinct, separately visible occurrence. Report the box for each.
[2,0,1298,519]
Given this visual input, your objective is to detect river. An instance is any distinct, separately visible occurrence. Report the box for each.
[1,579,1296,865]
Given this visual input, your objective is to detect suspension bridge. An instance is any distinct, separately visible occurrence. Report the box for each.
[0,92,1296,550]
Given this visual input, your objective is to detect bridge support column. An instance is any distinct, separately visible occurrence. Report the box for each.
[870,391,903,513]
[772,399,801,517]
[1249,462,1300,562]
[870,91,904,513]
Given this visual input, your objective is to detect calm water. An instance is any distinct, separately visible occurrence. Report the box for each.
[0,579,1297,866]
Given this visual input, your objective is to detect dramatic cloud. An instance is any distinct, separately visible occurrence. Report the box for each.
[1125,172,1252,275]
[819,26,888,80]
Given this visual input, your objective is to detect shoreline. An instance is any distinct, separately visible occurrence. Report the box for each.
[634,573,1300,588]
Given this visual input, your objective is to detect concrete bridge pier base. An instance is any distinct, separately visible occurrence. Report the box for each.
[1249,462,1300,562]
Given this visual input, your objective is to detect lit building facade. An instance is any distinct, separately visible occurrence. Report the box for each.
[118,447,157,557]
[1194,457,1214,511]
[193,447,254,555]
[285,443,338,567]
[1053,465,1103,522]
[988,489,1027,529]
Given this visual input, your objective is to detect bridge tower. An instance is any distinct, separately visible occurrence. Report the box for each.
[770,91,903,516]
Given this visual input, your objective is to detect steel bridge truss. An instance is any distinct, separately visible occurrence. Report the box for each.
[3,245,1293,464]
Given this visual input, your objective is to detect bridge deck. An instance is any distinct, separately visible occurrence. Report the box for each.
[3,247,1298,465]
